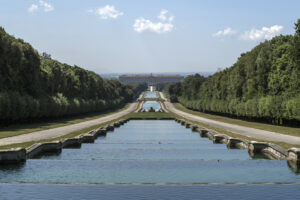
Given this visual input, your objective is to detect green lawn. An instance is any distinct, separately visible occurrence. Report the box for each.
[0,106,174,149]
[127,111,174,119]
[0,104,130,139]
[0,116,126,150]
[174,103,300,137]
[171,112,300,150]
[1,100,299,151]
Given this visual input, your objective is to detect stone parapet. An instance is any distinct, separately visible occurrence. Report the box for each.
[227,138,249,149]
[0,148,26,164]
[61,138,81,148]
[288,148,300,165]
[80,133,95,143]
[213,134,229,144]
[26,141,62,159]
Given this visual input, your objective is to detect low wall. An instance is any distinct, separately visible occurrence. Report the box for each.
[185,122,191,128]
[26,141,62,159]
[227,138,249,149]
[213,134,230,144]
[105,125,115,131]
[1,117,300,168]
[288,148,300,165]
[0,148,26,164]
[248,141,288,160]
[80,133,95,143]
[0,117,126,164]
[61,138,81,148]
[175,118,294,162]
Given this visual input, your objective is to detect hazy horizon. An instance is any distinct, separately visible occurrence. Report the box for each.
[1,0,300,74]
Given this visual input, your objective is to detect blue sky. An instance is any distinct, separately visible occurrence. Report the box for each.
[1,0,299,74]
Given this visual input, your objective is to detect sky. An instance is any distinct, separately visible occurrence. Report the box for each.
[0,0,300,74]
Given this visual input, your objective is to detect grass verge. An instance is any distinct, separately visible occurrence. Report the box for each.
[0,116,127,150]
[0,104,130,139]
[173,103,300,137]
[0,104,173,149]
[172,112,300,150]
[158,100,300,150]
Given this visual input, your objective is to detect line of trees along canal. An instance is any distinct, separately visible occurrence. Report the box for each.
[0,27,143,125]
[168,20,300,126]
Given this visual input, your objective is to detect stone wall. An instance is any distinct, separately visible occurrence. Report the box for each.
[174,118,300,168]
[0,119,128,164]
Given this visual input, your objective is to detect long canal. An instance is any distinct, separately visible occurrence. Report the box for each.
[0,120,299,199]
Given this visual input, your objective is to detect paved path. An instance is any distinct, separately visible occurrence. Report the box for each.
[0,103,137,146]
[160,92,300,145]
[135,101,144,113]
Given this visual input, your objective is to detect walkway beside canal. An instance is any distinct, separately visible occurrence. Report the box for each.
[160,92,300,145]
[0,103,138,146]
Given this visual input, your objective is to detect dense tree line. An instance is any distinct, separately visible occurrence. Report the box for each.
[124,82,148,99]
[0,27,135,124]
[168,20,300,126]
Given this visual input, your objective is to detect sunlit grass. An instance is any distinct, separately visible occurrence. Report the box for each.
[0,104,130,139]
[173,103,300,137]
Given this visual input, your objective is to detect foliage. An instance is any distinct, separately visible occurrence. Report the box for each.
[124,82,148,99]
[0,27,134,124]
[168,20,300,125]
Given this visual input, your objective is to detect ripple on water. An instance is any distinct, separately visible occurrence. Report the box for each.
[0,120,299,185]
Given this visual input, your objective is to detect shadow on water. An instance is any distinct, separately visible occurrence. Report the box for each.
[32,150,62,159]
[248,151,271,160]
[63,144,82,149]
[287,161,300,174]
[0,162,25,171]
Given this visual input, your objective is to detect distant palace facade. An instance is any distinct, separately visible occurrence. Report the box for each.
[119,74,184,85]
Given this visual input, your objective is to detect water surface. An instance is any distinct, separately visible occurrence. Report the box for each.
[141,101,161,112]
[144,91,158,98]
[0,120,299,184]
[1,184,299,200]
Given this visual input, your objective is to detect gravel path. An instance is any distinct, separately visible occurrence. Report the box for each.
[0,103,137,146]
[160,92,300,145]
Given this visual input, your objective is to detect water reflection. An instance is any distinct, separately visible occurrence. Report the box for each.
[287,160,300,174]
[144,91,158,98]
[248,151,271,160]
[141,101,161,112]
[0,120,299,184]
[0,162,25,172]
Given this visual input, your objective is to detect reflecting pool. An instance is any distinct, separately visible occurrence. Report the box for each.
[1,120,300,199]
[141,101,161,112]
[144,91,157,98]
[0,120,299,184]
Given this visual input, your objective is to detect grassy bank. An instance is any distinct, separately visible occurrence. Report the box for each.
[176,115,300,150]
[0,106,173,149]
[0,116,126,150]
[1,99,299,151]
[173,103,300,137]
[0,104,130,139]
[127,112,174,119]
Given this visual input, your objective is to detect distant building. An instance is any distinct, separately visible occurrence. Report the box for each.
[119,74,184,85]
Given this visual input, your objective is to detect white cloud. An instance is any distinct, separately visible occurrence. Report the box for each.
[27,1,54,13]
[28,4,39,13]
[241,25,283,41]
[157,9,174,22]
[213,27,236,37]
[133,18,174,34]
[39,0,54,12]
[133,10,174,34]
[89,5,123,19]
